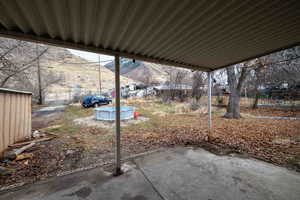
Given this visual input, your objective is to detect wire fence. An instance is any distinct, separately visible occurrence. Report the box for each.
[199,95,300,108]
[44,88,105,105]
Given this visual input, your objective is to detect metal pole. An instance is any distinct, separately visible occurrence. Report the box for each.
[36,44,42,105]
[245,87,247,105]
[114,55,122,176]
[98,54,102,95]
[207,72,212,131]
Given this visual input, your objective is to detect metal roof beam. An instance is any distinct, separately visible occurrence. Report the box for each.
[0,29,212,72]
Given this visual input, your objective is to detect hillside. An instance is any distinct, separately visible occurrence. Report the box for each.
[44,48,135,103]
[46,48,134,90]
[105,58,171,84]
[104,58,142,74]
[0,38,134,104]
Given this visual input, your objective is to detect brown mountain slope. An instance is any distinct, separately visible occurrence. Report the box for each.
[123,62,171,84]
[44,48,135,103]
[0,37,134,104]
[104,58,172,84]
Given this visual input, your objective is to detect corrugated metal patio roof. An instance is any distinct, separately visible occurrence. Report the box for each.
[0,0,299,71]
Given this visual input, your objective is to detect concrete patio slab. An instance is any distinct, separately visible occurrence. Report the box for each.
[0,165,161,200]
[134,147,300,200]
[1,147,300,200]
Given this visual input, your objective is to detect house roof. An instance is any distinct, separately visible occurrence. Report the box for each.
[0,0,299,71]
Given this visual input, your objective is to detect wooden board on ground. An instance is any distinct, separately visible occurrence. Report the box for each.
[8,136,55,148]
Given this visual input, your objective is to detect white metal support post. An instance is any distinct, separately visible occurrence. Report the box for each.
[207,72,212,131]
[98,54,102,95]
[114,55,122,175]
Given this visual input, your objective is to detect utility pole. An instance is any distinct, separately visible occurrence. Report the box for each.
[36,44,42,105]
[98,54,102,96]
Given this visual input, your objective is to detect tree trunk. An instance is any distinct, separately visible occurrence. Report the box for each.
[252,93,259,109]
[252,81,260,109]
[224,65,248,118]
[224,90,241,118]
[252,63,263,109]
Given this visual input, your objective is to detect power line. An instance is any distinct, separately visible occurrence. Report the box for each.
[53,59,113,65]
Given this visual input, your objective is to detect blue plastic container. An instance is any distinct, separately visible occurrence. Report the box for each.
[95,106,135,121]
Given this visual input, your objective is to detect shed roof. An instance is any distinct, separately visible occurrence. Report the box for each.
[0,0,299,71]
[0,88,32,95]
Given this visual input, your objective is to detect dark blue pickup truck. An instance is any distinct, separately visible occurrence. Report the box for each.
[82,95,112,108]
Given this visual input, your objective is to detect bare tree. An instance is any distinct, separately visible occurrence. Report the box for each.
[245,47,300,108]
[0,39,48,87]
[143,66,153,88]
[167,69,188,101]
[264,47,300,86]
[224,46,300,117]
[224,63,250,118]
[191,71,204,101]
[0,38,65,104]
[250,59,264,109]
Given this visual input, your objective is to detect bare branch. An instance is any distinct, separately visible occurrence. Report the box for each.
[0,41,23,59]
[0,47,48,87]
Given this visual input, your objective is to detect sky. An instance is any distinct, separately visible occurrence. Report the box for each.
[68,49,114,64]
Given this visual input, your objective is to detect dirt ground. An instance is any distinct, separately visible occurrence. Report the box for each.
[241,106,300,118]
[1,99,299,187]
